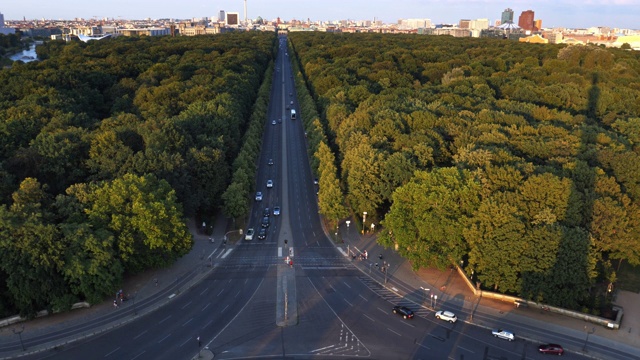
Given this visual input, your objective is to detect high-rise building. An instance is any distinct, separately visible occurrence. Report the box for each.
[226,12,239,26]
[501,8,514,24]
[459,19,471,29]
[0,11,15,34]
[518,10,535,31]
[534,19,542,31]
[0,12,4,28]
[218,11,225,22]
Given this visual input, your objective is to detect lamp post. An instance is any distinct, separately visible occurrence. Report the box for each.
[13,326,25,351]
[434,295,438,308]
[583,326,595,351]
[362,212,367,234]
[384,263,391,284]
[223,229,243,244]
[420,287,430,306]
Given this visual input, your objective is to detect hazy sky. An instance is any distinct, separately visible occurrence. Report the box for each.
[2,0,639,29]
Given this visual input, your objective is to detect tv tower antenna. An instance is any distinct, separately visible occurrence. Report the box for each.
[244,0,247,24]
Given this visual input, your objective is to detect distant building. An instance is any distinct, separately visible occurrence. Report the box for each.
[117,27,170,37]
[459,19,471,29]
[218,11,225,22]
[519,34,548,43]
[534,19,542,31]
[0,11,16,35]
[226,12,239,26]
[518,10,535,32]
[398,18,431,29]
[469,19,489,30]
[501,8,514,24]
[613,35,640,50]
[546,32,563,44]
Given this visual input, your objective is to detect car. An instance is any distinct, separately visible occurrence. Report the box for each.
[245,228,254,241]
[492,329,515,341]
[273,206,281,216]
[268,158,274,165]
[267,180,273,188]
[538,344,564,355]
[261,216,270,228]
[272,120,276,125]
[278,118,282,123]
[392,306,414,319]
[435,310,457,323]
[286,105,290,110]
[289,92,293,96]
[257,228,267,240]
[255,192,263,201]
[263,207,270,217]
[314,178,319,185]
[290,100,294,105]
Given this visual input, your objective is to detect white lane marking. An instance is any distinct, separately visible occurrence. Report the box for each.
[278,247,282,257]
[363,314,375,322]
[235,290,241,298]
[458,346,474,353]
[207,249,218,260]
[130,351,146,360]
[157,333,171,343]
[179,337,191,347]
[343,282,351,289]
[343,298,353,306]
[200,288,208,296]
[104,347,120,357]
[217,289,224,297]
[336,247,347,256]
[387,328,401,336]
[359,294,368,301]
[182,318,193,326]
[220,248,233,259]
[378,307,388,314]
[417,343,431,350]
[202,303,210,312]
[133,330,148,340]
[204,319,213,328]
[158,315,171,324]
[310,345,336,353]
[181,300,192,309]
[221,304,229,313]
[400,321,415,328]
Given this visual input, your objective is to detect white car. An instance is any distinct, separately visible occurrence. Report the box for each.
[255,191,263,201]
[245,228,254,241]
[267,180,273,188]
[272,120,276,125]
[492,329,515,341]
[273,206,281,216]
[435,310,457,323]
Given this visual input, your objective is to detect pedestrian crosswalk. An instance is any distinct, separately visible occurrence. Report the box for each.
[358,276,432,318]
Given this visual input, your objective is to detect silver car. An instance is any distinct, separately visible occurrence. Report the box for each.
[435,310,457,323]
[492,329,515,341]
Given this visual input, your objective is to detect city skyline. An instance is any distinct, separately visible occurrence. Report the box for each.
[2,0,639,30]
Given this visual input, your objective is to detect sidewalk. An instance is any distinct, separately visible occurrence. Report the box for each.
[337,220,640,359]
[0,215,230,359]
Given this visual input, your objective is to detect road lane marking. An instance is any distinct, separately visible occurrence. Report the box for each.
[179,337,191,347]
[204,319,213,328]
[217,289,224,297]
[378,307,388,314]
[278,247,282,257]
[417,343,431,350]
[343,282,351,289]
[200,288,208,296]
[343,298,353,306]
[458,346,474,353]
[387,328,401,336]
[359,294,368,301]
[181,300,192,309]
[133,330,148,340]
[182,318,193,326]
[130,350,146,360]
[158,315,171,324]
[158,333,171,343]
[311,345,336,353]
[400,321,415,328]
[363,314,375,322]
[221,304,229,313]
[220,248,233,258]
[104,347,120,357]
[235,290,241,298]
[202,303,210,312]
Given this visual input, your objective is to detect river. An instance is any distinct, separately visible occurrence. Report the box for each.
[9,44,38,63]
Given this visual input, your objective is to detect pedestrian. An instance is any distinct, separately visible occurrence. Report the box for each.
[155,278,158,287]
[197,336,201,347]
[113,300,118,308]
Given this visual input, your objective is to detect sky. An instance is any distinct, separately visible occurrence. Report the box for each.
[2,0,639,29]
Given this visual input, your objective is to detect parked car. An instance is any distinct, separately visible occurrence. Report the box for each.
[435,310,457,323]
[492,329,515,341]
[261,216,270,228]
[255,192,262,201]
[257,228,267,240]
[267,180,273,188]
[538,344,564,355]
[392,306,414,319]
[273,206,281,216]
[245,228,254,241]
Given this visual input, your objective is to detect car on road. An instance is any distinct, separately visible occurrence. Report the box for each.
[267,179,273,188]
[245,228,254,241]
[290,100,294,106]
[289,92,293,97]
[392,306,414,319]
[314,178,318,185]
[538,344,564,355]
[435,310,457,323]
[261,216,270,228]
[263,207,270,217]
[273,206,281,216]
[257,228,267,240]
[268,158,274,165]
[255,192,263,201]
[278,118,282,123]
[492,329,515,341]
[272,120,276,125]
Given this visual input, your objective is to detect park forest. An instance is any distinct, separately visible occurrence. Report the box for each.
[0,31,639,318]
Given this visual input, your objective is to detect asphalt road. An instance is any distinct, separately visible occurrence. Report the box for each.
[16,35,632,360]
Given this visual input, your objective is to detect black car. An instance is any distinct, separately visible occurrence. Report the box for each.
[268,158,274,165]
[392,306,414,319]
[261,216,270,228]
[257,228,267,240]
[263,207,270,217]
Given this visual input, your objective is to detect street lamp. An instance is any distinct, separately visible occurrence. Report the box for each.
[13,326,25,351]
[420,287,430,306]
[434,295,438,308]
[223,229,243,244]
[583,326,595,351]
[384,263,391,284]
[362,212,367,234]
